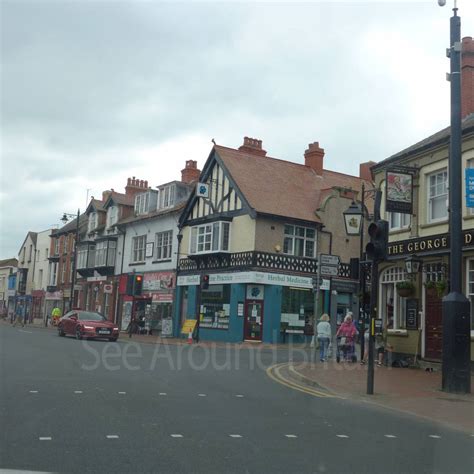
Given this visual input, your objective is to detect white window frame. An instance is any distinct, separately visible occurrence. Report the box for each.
[77,247,88,269]
[88,212,98,232]
[61,261,67,284]
[380,267,408,331]
[388,212,410,231]
[156,230,173,261]
[158,185,175,210]
[95,241,107,267]
[135,193,149,215]
[427,169,448,223]
[283,224,316,258]
[54,238,59,256]
[189,222,231,255]
[107,205,118,228]
[132,235,147,263]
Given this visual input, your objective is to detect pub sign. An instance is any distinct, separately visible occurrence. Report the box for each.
[386,171,413,214]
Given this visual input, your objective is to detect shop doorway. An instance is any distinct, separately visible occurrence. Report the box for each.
[425,288,443,360]
[244,301,264,341]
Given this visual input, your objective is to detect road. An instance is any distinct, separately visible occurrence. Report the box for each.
[0,324,472,474]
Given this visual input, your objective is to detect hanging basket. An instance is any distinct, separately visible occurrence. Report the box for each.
[396,281,415,298]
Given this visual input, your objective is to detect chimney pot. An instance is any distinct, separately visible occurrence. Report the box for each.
[238,136,267,157]
[181,160,201,184]
[304,142,325,175]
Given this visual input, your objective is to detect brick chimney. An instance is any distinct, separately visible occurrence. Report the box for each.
[181,160,201,184]
[359,161,377,182]
[102,189,112,202]
[304,142,325,175]
[462,36,474,119]
[238,137,267,157]
[125,177,149,197]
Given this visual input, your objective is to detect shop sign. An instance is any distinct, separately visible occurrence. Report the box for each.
[7,289,16,297]
[386,170,413,214]
[177,275,200,286]
[332,279,357,293]
[406,299,418,330]
[388,230,474,257]
[152,292,173,302]
[45,291,63,300]
[87,276,107,282]
[466,168,474,208]
[143,272,175,291]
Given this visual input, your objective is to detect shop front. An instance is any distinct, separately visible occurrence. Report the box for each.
[44,290,63,321]
[383,230,474,363]
[80,275,117,321]
[175,271,326,343]
[31,290,45,323]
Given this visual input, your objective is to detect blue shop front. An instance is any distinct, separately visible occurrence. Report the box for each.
[174,271,321,343]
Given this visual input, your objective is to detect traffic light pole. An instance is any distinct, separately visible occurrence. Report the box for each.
[367,259,378,395]
[442,6,471,393]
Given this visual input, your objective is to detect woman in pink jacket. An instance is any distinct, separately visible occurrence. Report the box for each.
[336,313,357,362]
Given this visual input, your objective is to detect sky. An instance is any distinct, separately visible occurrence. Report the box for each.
[1,0,473,259]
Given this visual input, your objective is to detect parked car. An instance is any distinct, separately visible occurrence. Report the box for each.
[58,310,119,342]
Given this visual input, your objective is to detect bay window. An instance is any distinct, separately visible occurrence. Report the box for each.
[283,225,316,258]
[380,267,408,330]
[190,222,230,254]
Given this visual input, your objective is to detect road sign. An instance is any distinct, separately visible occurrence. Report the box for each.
[320,265,339,277]
[320,254,340,266]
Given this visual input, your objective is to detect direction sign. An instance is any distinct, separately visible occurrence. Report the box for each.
[320,254,340,266]
[320,265,339,277]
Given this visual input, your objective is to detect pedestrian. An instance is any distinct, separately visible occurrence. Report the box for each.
[336,313,357,362]
[316,313,331,362]
[51,307,61,326]
[361,328,390,366]
[13,303,25,328]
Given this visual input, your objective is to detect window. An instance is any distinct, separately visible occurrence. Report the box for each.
[38,269,43,288]
[467,259,474,329]
[107,206,118,228]
[200,284,231,329]
[190,222,230,254]
[88,212,98,232]
[388,212,410,231]
[95,241,107,267]
[77,247,88,269]
[281,287,314,331]
[54,238,59,256]
[28,245,32,262]
[156,230,173,261]
[158,185,175,209]
[428,170,448,222]
[283,225,316,258]
[61,261,67,284]
[107,241,117,267]
[380,267,408,330]
[135,193,149,215]
[132,235,147,262]
[49,262,58,286]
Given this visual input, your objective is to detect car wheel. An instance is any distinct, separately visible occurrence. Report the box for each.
[75,327,83,340]
[109,337,118,342]
[58,324,65,337]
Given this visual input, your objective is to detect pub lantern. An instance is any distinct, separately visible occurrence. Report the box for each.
[405,255,422,275]
[343,201,363,236]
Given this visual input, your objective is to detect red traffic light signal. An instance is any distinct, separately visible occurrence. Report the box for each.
[201,274,210,290]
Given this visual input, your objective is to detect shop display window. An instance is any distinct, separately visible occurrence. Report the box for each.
[200,284,231,329]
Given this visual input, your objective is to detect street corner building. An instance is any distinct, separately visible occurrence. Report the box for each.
[370,36,474,366]
[174,136,375,344]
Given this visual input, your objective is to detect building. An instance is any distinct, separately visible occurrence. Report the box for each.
[175,137,373,343]
[114,162,198,332]
[370,36,474,363]
[16,231,38,321]
[0,258,18,316]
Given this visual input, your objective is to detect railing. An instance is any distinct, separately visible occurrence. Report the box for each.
[179,251,354,278]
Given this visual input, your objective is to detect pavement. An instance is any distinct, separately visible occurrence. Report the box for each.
[1,322,473,473]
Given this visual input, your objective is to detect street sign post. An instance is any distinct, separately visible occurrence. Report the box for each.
[320,254,340,266]
[319,265,339,277]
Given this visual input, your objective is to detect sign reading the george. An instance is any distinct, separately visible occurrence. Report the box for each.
[386,170,413,214]
[320,254,340,266]
[466,168,474,208]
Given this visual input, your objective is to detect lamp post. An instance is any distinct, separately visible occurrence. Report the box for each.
[438,0,471,393]
[61,209,80,312]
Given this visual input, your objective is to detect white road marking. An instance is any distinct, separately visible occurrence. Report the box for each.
[106,435,119,439]
[29,390,39,393]
[19,330,33,334]
[336,435,349,438]
[171,434,183,438]
[384,435,397,438]
[429,435,441,439]
[159,392,167,396]
[235,394,244,398]
[118,392,126,395]
[229,434,242,438]
[74,391,83,394]
[198,393,207,397]
[285,434,298,438]
[39,437,52,441]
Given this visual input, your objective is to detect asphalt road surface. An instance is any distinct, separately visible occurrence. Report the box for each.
[0,324,472,474]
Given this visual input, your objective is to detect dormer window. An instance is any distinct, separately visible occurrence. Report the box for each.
[158,184,175,209]
[88,212,98,232]
[107,206,118,228]
[135,190,158,215]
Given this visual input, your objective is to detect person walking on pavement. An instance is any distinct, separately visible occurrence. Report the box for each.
[316,314,331,362]
[336,313,357,362]
[51,307,61,327]
[13,302,25,328]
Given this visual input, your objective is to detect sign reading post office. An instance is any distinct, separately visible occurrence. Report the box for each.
[385,171,413,214]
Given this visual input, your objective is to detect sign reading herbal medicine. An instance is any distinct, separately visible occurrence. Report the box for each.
[386,171,413,214]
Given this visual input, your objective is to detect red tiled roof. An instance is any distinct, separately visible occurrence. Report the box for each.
[214,145,371,224]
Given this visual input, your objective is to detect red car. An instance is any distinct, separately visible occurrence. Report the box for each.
[58,310,119,342]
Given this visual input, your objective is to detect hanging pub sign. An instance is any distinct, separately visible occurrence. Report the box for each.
[385,170,413,214]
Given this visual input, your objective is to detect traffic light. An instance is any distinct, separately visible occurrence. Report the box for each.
[365,220,389,262]
[201,274,210,290]
[126,274,143,296]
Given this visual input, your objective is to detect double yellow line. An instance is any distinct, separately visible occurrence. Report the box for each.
[266,363,335,398]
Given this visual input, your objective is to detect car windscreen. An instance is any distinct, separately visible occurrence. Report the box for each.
[78,312,107,321]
